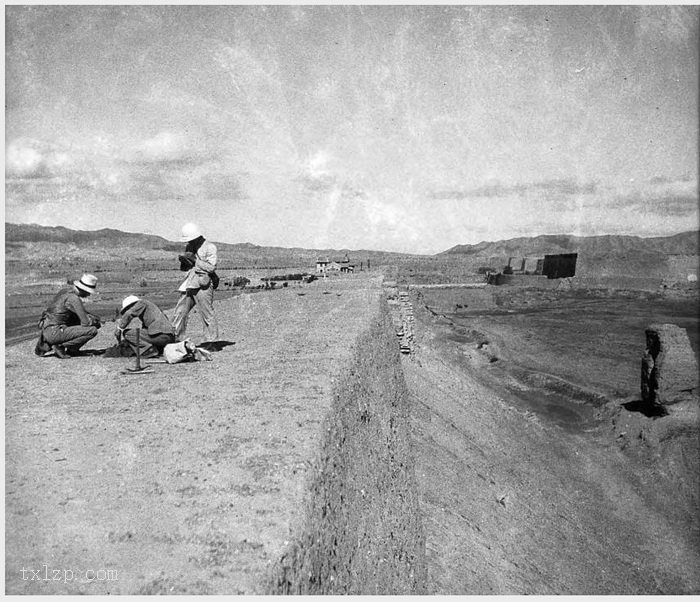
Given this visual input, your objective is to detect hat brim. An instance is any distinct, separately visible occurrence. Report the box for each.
[74,280,95,294]
[121,301,139,313]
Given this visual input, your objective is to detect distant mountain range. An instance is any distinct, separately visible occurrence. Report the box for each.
[5,223,698,261]
[5,223,173,249]
[4,223,410,264]
[441,231,699,258]
[4,222,293,253]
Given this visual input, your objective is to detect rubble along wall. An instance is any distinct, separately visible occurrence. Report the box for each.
[266,300,426,594]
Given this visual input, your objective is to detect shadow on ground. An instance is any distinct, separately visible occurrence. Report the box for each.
[198,340,236,352]
[622,399,668,418]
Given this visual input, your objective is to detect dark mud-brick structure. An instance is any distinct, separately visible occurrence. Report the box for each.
[642,323,699,406]
[542,253,577,279]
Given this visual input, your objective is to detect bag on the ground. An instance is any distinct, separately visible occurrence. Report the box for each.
[164,340,191,364]
[163,339,213,364]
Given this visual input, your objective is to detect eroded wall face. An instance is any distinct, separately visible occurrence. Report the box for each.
[266,302,426,594]
[642,323,699,405]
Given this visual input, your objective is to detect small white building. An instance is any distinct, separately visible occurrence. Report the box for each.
[327,261,342,272]
[316,258,330,273]
[316,255,354,274]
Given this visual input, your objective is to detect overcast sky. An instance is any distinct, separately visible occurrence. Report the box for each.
[5,5,698,253]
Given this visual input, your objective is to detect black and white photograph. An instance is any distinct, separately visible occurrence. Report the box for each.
[4,4,699,595]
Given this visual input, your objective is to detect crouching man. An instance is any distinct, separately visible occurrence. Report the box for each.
[114,295,175,358]
[35,273,102,358]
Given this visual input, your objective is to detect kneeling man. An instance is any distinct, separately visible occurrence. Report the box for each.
[116,295,175,358]
[37,273,102,358]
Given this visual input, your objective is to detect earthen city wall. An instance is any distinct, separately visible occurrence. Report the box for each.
[266,301,426,594]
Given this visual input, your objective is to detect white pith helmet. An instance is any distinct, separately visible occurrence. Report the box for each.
[74,273,98,295]
[181,222,202,242]
[121,295,140,312]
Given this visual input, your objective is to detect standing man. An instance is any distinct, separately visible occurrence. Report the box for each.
[35,273,101,358]
[114,295,176,358]
[172,223,219,343]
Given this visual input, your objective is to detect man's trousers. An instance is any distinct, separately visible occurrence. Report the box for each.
[42,324,98,352]
[172,286,219,342]
[122,330,175,357]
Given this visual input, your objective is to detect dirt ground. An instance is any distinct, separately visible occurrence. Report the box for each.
[5,275,383,594]
[406,288,699,594]
[5,274,699,594]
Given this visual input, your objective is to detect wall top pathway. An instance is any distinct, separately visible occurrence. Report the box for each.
[5,274,383,595]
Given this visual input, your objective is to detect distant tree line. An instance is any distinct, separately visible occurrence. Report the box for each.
[223,276,251,288]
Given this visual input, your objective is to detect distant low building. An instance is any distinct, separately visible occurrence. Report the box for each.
[536,258,544,274]
[316,254,354,274]
[523,257,541,274]
[508,256,526,272]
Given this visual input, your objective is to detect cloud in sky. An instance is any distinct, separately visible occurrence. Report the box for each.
[311,182,422,252]
[306,151,332,179]
[6,143,45,179]
[429,179,600,201]
[5,5,698,252]
[419,175,698,250]
[6,132,248,228]
[135,131,195,164]
[5,139,74,180]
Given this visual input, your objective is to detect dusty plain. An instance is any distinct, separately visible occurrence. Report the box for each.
[4,231,700,594]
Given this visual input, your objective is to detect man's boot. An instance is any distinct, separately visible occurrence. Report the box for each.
[52,345,70,359]
[34,333,51,356]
